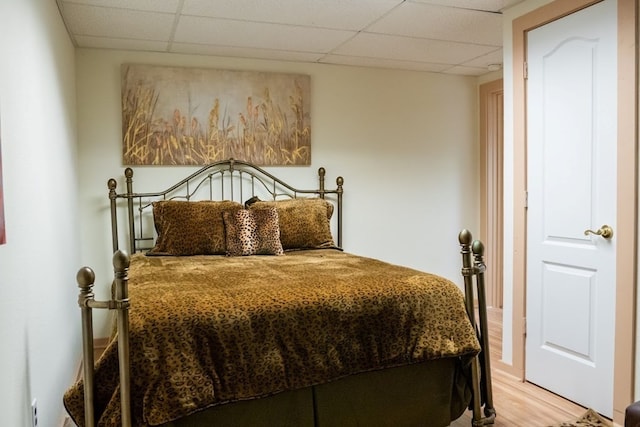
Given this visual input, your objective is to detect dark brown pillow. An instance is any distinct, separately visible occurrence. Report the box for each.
[250,198,335,250]
[149,200,243,255]
[223,208,284,256]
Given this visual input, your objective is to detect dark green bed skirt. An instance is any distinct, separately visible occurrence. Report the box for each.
[161,357,471,427]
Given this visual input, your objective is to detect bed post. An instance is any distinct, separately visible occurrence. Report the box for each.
[77,267,97,427]
[108,178,119,253]
[318,167,326,196]
[75,250,132,427]
[124,168,135,253]
[472,240,496,420]
[336,176,343,248]
[459,229,496,426]
[113,250,132,427]
[317,167,344,248]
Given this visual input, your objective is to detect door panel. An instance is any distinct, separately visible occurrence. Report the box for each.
[542,263,594,359]
[525,0,617,416]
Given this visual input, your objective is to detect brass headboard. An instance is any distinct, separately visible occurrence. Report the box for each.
[107,158,344,254]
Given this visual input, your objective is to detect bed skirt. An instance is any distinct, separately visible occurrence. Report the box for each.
[161,357,470,427]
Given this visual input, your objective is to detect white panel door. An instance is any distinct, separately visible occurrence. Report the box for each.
[525,0,617,417]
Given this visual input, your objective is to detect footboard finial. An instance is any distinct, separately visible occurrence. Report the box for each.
[77,267,96,292]
[459,229,473,245]
[472,240,485,257]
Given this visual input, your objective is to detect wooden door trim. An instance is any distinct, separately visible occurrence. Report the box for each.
[613,0,637,422]
[479,79,504,311]
[511,0,637,423]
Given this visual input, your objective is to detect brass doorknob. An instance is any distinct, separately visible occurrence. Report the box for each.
[584,225,613,239]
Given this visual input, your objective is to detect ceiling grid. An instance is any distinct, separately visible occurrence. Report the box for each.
[57,0,523,75]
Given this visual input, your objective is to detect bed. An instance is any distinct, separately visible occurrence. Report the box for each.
[64,159,496,427]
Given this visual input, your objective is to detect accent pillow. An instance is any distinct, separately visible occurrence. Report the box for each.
[223,208,284,256]
[250,198,335,250]
[149,200,243,255]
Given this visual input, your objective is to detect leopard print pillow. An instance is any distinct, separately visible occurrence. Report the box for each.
[223,208,284,256]
[250,198,335,250]
[149,200,243,256]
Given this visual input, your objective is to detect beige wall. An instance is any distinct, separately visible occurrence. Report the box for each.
[0,0,79,425]
[75,49,482,336]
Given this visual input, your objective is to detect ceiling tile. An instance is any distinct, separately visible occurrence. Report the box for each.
[460,48,503,69]
[368,2,502,46]
[319,54,451,73]
[333,32,498,65]
[408,0,525,13]
[170,43,326,63]
[60,3,175,40]
[61,0,180,13]
[441,65,489,76]
[75,35,169,51]
[181,0,403,30]
[174,16,356,53]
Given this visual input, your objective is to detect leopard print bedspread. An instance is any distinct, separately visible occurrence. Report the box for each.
[63,249,480,426]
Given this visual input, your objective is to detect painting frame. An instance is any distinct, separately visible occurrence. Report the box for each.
[121,64,311,166]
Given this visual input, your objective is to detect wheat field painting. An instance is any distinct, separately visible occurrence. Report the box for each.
[121,64,311,166]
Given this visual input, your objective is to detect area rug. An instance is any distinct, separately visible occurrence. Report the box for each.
[550,408,612,427]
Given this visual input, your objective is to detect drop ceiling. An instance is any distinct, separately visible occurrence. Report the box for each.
[56,0,524,76]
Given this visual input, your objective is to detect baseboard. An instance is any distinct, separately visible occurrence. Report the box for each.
[493,359,523,380]
[94,337,109,353]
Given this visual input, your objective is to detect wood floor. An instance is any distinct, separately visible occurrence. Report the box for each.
[449,308,600,427]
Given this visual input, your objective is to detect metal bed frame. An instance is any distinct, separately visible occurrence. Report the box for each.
[107,158,344,254]
[73,159,495,426]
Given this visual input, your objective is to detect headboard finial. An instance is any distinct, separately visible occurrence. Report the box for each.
[124,168,133,179]
[108,178,117,191]
[113,249,131,271]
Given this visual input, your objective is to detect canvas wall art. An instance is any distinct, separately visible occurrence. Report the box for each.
[121,64,311,166]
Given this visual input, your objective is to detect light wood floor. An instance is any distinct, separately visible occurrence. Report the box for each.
[449,308,600,427]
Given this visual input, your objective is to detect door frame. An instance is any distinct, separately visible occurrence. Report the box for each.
[480,79,504,310]
[511,0,637,423]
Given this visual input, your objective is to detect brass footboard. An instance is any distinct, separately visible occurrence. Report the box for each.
[76,250,132,427]
[459,229,496,426]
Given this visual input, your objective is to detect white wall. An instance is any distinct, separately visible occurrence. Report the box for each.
[76,49,481,336]
[0,1,79,426]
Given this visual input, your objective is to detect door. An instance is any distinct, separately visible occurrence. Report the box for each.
[525,0,617,417]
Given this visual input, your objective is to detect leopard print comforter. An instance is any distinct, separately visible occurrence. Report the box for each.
[64,249,481,426]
